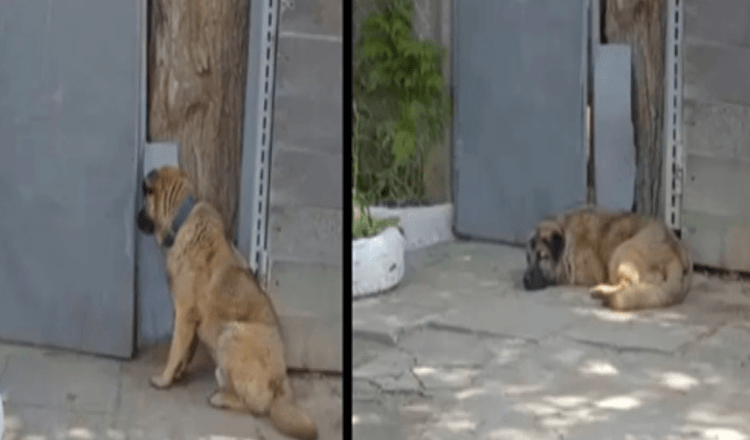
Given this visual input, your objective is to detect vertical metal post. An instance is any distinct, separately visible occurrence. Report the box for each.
[663,0,685,230]
[238,0,280,285]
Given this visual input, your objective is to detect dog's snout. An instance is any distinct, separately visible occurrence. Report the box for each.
[136,209,155,234]
[523,271,533,290]
[523,268,546,291]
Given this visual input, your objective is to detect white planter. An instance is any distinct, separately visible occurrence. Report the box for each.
[352,226,405,298]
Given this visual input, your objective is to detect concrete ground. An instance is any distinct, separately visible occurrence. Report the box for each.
[0,340,341,440]
[353,241,750,440]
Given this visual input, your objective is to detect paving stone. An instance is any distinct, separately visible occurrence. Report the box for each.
[0,350,121,413]
[1,403,71,440]
[399,398,436,426]
[412,366,481,390]
[561,311,708,353]
[354,298,443,345]
[386,280,466,314]
[399,328,491,367]
[408,404,480,440]
[353,400,405,440]
[353,350,421,393]
[683,322,750,370]
[354,337,392,370]
[375,373,423,393]
[482,338,535,367]
[454,386,514,428]
[353,378,381,402]
[420,426,477,440]
[479,424,558,440]
[567,404,691,440]
[353,350,414,379]
[436,297,580,340]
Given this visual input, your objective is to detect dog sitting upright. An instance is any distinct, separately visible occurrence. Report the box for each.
[136,166,317,440]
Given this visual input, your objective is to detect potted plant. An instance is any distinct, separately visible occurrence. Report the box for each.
[353,0,452,252]
[352,101,405,298]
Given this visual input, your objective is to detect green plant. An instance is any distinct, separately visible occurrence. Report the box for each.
[352,190,400,239]
[352,101,402,239]
[352,0,451,207]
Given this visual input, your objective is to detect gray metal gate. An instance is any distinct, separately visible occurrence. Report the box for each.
[0,1,143,357]
[453,0,588,244]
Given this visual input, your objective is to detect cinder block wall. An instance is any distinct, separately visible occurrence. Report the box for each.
[681,0,750,271]
[353,0,453,204]
[265,0,343,371]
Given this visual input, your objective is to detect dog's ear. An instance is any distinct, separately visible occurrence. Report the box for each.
[549,232,564,261]
[162,232,175,248]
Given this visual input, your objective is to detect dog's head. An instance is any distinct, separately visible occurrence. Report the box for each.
[136,166,193,247]
[522,220,565,290]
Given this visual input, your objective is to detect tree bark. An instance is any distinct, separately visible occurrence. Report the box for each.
[148,0,249,239]
[602,0,665,218]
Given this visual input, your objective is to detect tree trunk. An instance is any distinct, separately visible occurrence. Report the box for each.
[148,0,249,239]
[602,0,665,218]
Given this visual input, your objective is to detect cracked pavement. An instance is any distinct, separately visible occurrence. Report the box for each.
[353,241,750,440]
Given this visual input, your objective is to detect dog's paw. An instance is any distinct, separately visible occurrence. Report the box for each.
[174,363,190,382]
[150,374,172,389]
[208,390,245,411]
[208,391,225,408]
[173,369,184,382]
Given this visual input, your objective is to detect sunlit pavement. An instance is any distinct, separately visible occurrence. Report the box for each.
[353,241,750,440]
[0,340,341,439]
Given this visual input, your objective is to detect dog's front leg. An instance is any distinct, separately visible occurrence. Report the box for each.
[174,333,199,381]
[151,308,197,389]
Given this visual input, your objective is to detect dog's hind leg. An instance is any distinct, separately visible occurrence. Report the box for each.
[208,364,251,411]
[590,281,627,297]
[604,259,687,310]
[590,262,639,301]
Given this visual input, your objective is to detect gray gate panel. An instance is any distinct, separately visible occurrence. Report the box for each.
[0,1,140,357]
[453,0,587,244]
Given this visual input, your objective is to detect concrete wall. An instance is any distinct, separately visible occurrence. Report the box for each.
[266,0,343,371]
[681,0,750,271]
[353,0,453,203]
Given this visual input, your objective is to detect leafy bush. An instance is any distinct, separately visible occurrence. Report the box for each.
[352,0,451,208]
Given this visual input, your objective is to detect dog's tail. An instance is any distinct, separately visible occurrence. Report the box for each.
[268,378,318,440]
[596,251,693,311]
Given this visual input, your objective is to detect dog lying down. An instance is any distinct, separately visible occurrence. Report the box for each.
[522,207,693,311]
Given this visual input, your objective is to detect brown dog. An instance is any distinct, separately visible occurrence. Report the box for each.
[522,207,693,310]
[136,166,317,440]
